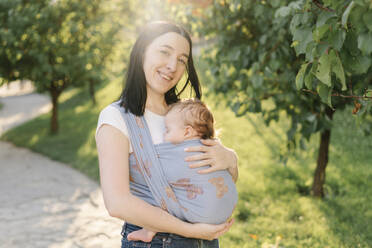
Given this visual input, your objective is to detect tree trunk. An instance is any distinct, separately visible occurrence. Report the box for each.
[312,107,334,197]
[20,79,25,90]
[50,87,60,134]
[89,79,96,105]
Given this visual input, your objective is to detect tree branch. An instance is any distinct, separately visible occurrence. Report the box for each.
[312,0,335,12]
[302,89,372,99]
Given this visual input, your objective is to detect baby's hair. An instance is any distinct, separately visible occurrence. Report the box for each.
[169,98,215,139]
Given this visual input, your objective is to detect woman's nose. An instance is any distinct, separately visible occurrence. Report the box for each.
[166,57,177,72]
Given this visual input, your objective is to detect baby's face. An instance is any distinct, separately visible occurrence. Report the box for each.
[164,109,187,144]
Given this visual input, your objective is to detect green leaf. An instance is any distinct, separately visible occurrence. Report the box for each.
[251,74,263,89]
[275,6,291,18]
[363,11,372,32]
[348,5,368,33]
[232,101,241,114]
[295,63,309,90]
[304,71,313,89]
[329,50,346,91]
[344,29,359,55]
[230,48,241,61]
[357,32,372,54]
[290,14,301,33]
[316,11,337,27]
[305,42,316,61]
[349,55,372,74]
[316,42,329,56]
[328,29,346,50]
[317,83,333,107]
[300,12,312,24]
[313,24,329,42]
[342,1,355,29]
[315,52,331,86]
[292,27,313,55]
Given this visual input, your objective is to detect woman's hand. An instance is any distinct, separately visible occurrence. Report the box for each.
[184,139,238,181]
[187,219,235,241]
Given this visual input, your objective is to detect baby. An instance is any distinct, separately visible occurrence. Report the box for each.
[164,98,215,144]
[127,98,235,242]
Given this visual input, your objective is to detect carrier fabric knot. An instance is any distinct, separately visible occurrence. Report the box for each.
[113,102,238,224]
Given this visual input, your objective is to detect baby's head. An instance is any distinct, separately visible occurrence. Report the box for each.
[164,99,215,144]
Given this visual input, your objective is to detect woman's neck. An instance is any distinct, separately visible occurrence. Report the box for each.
[145,92,169,116]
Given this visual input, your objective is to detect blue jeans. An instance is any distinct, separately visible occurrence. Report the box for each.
[121,223,219,248]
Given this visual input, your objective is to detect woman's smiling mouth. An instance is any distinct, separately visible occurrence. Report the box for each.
[158,71,173,81]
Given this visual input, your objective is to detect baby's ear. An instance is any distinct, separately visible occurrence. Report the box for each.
[184,125,197,138]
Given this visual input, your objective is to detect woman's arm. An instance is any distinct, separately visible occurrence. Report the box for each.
[184,139,239,182]
[96,125,233,240]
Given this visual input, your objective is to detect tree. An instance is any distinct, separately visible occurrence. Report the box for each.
[172,0,372,197]
[0,0,48,86]
[0,0,134,133]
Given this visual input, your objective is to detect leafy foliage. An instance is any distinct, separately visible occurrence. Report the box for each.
[170,0,372,196]
[171,0,372,147]
[0,0,128,88]
[0,0,137,132]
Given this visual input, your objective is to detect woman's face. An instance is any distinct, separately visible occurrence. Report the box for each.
[143,32,190,97]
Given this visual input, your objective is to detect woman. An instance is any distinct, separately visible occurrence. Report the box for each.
[96,21,238,248]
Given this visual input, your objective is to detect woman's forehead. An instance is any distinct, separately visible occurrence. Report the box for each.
[150,32,190,56]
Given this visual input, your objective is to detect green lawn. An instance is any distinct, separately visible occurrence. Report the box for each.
[0,101,3,110]
[1,75,371,247]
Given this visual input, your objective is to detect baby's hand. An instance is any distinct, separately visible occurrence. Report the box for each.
[127,228,156,243]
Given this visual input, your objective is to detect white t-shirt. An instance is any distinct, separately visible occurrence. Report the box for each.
[96,104,166,153]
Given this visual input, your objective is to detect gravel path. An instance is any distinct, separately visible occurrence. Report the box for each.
[0,81,122,248]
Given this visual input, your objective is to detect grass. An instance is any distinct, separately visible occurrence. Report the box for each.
[0,101,3,110]
[2,72,372,247]
[0,79,123,181]
[210,99,372,248]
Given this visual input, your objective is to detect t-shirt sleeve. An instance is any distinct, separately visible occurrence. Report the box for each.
[96,105,129,140]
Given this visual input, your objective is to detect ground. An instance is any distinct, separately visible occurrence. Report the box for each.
[0,81,122,248]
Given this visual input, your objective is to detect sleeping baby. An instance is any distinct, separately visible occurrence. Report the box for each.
[127,99,238,242]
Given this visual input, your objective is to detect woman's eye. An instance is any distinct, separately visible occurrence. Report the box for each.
[160,50,170,56]
[178,59,187,65]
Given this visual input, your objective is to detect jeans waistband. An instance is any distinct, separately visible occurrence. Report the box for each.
[122,222,192,241]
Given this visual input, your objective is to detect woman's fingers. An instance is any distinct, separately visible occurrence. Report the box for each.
[220,219,234,233]
[185,153,209,162]
[191,219,235,240]
[200,138,220,146]
[214,219,235,239]
[188,159,212,168]
[197,166,217,174]
[184,139,237,177]
[184,145,208,153]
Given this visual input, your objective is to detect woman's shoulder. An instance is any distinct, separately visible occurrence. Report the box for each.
[97,102,129,137]
[98,102,124,120]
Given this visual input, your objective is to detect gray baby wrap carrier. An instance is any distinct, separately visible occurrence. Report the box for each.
[114,103,238,224]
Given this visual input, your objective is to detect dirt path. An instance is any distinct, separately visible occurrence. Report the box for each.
[0,81,122,248]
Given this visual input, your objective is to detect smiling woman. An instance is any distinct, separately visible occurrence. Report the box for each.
[120,22,201,117]
[142,32,190,110]
[95,21,238,248]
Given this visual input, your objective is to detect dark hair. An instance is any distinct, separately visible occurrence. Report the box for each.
[119,21,201,116]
